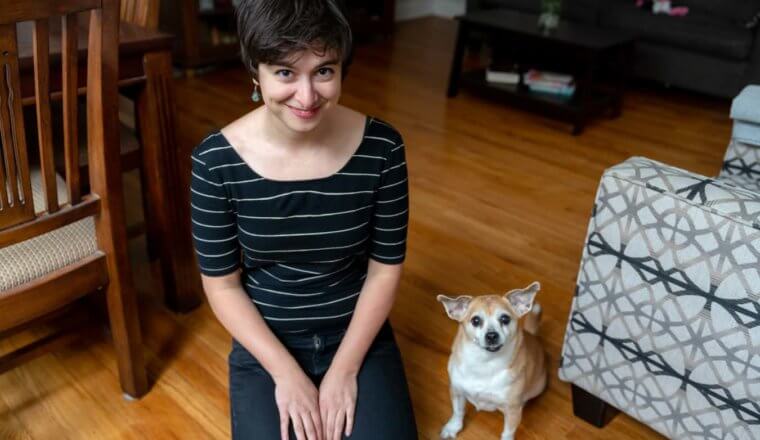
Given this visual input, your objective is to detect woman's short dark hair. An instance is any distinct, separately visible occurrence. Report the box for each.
[235,0,353,80]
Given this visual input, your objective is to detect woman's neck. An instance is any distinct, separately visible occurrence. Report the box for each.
[260,106,336,151]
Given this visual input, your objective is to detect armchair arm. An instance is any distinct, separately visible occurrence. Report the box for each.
[559,155,760,438]
[607,156,760,230]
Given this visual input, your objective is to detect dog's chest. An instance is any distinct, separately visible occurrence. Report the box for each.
[450,361,513,411]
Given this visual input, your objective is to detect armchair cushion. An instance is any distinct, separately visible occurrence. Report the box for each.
[0,170,96,293]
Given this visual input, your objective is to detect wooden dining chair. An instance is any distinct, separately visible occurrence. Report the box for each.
[53,0,172,290]
[121,0,159,30]
[48,0,166,288]
[0,0,148,399]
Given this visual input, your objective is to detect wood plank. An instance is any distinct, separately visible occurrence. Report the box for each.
[0,0,101,25]
[33,18,59,213]
[0,23,34,228]
[61,13,81,204]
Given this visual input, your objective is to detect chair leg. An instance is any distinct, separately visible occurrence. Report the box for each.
[105,280,149,398]
[137,164,161,262]
[571,384,619,427]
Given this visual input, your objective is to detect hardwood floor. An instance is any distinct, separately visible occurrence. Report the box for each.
[1,16,732,439]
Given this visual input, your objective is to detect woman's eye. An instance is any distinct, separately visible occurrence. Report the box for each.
[275,69,292,78]
[499,315,511,325]
[317,67,334,77]
[470,316,481,327]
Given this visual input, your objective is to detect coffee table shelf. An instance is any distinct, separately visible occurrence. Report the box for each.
[461,70,614,127]
[448,9,635,134]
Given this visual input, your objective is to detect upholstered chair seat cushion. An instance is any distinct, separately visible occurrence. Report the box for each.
[0,170,96,294]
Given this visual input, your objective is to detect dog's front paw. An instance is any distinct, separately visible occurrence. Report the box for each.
[500,432,515,440]
[440,418,463,439]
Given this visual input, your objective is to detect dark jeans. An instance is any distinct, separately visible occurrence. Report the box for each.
[228,321,418,439]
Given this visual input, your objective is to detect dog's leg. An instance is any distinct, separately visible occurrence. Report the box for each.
[523,303,542,335]
[500,404,523,440]
[440,387,466,438]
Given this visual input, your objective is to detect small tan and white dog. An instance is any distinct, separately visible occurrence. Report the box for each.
[437,282,547,440]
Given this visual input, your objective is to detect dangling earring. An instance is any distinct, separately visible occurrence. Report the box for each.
[251,80,261,103]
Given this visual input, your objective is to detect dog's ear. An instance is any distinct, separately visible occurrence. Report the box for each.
[504,281,540,317]
[436,295,472,321]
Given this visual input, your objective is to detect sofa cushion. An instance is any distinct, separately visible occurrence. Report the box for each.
[478,0,599,23]
[600,4,754,60]
[681,0,760,25]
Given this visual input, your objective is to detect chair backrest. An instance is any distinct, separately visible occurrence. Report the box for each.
[120,0,159,30]
[0,0,120,249]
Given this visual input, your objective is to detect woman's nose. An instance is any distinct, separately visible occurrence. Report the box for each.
[294,79,318,109]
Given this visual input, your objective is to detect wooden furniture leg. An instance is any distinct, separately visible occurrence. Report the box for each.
[137,50,202,313]
[447,20,467,98]
[571,384,620,428]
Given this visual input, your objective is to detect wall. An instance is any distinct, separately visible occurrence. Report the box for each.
[395,0,466,21]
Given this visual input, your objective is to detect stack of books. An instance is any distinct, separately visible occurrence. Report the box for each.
[524,70,575,98]
[485,67,520,85]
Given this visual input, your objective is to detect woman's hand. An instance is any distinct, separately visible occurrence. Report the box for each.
[319,367,358,440]
[273,368,324,440]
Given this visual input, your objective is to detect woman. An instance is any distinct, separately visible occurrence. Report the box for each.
[189,1,417,439]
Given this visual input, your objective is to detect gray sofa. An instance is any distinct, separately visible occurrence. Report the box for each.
[466,0,760,98]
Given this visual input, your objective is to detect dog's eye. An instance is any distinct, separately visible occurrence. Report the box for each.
[470,316,482,327]
[499,315,511,325]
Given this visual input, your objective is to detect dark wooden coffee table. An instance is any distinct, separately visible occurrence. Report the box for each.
[447,9,635,134]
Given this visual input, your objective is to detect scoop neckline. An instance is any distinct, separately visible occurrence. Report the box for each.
[218,115,371,184]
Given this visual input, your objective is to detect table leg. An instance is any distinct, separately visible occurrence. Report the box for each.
[573,54,595,136]
[447,21,467,98]
[137,50,202,313]
[611,43,633,119]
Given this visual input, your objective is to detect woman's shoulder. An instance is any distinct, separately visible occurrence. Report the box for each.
[363,116,404,157]
[191,110,258,165]
[190,131,235,171]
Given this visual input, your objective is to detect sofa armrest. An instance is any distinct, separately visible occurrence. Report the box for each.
[559,155,760,438]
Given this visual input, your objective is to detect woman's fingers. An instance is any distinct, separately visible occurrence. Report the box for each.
[309,405,324,440]
[279,408,290,440]
[320,405,328,440]
[345,404,355,438]
[291,411,306,440]
[332,409,345,440]
[324,408,335,440]
[301,411,319,440]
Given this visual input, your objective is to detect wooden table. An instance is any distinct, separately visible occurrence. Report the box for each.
[17,16,202,313]
[448,9,635,134]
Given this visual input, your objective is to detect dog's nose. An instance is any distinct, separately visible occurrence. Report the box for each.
[485,331,499,344]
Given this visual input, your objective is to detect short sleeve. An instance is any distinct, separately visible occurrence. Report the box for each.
[369,134,409,264]
[190,149,241,276]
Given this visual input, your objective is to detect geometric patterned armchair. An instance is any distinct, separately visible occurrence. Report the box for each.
[559,86,760,439]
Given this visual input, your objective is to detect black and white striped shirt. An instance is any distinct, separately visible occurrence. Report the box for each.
[190,116,409,334]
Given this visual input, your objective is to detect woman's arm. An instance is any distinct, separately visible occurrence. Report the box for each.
[328,259,402,375]
[201,271,302,380]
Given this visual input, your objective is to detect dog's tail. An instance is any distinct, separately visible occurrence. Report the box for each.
[524,303,542,335]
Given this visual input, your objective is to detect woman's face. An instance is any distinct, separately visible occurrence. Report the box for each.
[257,47,342,134]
